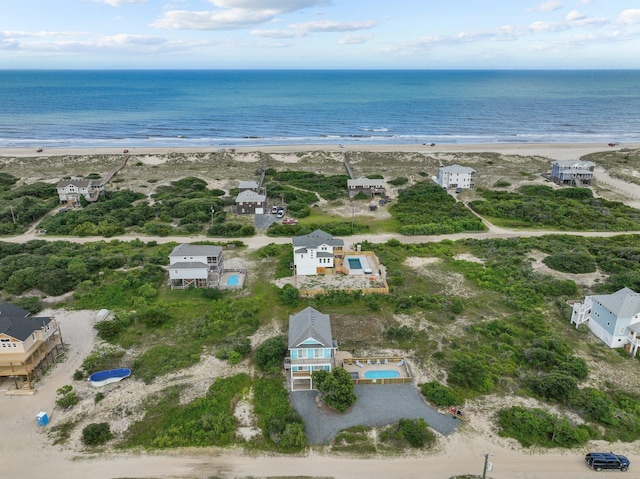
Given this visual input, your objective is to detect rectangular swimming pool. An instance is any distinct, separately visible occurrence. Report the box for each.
[348,258,363,269]
[364,370,400,379]
[226,274,240,286]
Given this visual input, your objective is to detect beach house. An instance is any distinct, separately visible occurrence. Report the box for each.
[234,190,266,215]
[292,229,344,276]
[168,243,224,289]
[436,165,476,189]
[347,177,386,198]
[56,178,101,204]
[0,302,64,390]
[550,160,596,186]
[570,287,640,356]
[287,306,337,391]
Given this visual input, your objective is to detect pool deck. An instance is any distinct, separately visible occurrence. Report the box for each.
[341,355,411,385]
[219,269,246,289]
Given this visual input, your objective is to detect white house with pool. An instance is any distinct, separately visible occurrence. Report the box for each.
[292,229,345,276]
[168,243,245,290]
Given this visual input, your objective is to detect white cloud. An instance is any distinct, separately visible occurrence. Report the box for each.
[339,34,372,45]
[152,9,275,30]
[252,20,376,38]
[154,0,332,30]
[617,9,640,25]
[534,0,562,12]
[566,10,586,22]
[98,0,147,6]
[209,0,330,13]
[579,0,595,4]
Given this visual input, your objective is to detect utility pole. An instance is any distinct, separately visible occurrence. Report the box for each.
[9,205,16,223]
[210,207,215,226]
[482,453,490,479]
[351,204,355,232]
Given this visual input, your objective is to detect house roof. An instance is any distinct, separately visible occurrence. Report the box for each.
[288,306,333,349]
[238,180,259,189]
[56,178,92,188]
[592,287,640,319]
[347,177,385,188]
[0,315,53,341]
[552,160,596,169]
[169,243,223,257]
[439,164,476,174]
[235,190,266,203]
[0,302,30,318]
[170,261,209,269]
[292,229,344,249]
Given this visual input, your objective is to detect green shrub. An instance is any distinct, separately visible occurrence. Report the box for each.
[55,385,79,409]
[542,252,597,274]
[388,176,409,186]
[527,372,578,402]
[277,284,300,306]
[255,336,287,373]
[421,381,461,407]
[498,406,591,447]
[448,355,493,393]
[82,422,113,446]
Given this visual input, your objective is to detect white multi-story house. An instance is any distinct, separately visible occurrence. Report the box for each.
[436,165,476,189]
[292,229,344,276]
[287,306,337,391]
[0,302,64,389]
[550,160,595,186]
[56,178,101,204]
[571,287,640,356]
[168,243,224,289]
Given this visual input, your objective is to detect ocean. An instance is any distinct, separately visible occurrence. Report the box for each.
[1,70,639,148]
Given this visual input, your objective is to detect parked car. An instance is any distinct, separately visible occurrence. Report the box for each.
[271,206,279,214]
[379,199,387,206]
[585,452,630,472]
[276,210,285,218]
[282,218,298,225]
[455,187,462,194]
[277,206,285,212]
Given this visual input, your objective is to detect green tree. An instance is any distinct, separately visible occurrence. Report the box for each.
[277,284,300,306]
[255,336,287,373]
[312,367,356,413]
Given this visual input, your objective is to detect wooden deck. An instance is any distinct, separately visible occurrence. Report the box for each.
[342,357,412,385]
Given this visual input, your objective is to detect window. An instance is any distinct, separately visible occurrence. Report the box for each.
[314,349,324,358]
[619,327,626,334]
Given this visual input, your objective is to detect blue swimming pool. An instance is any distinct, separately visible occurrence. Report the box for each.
[348,258,363,269]
[364,370,400,379]
[226,274,240,286]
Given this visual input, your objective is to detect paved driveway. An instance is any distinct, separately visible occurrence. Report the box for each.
[290,384,459,445]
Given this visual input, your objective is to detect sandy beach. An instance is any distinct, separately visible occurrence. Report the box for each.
[3,141,640,161]
[1,141,640,478]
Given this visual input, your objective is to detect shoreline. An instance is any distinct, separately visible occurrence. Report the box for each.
[2,142,638,160]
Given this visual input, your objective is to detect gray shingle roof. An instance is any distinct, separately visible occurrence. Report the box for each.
[0,304,53,342]
[347,177,385,188]
[0,302,30,318]
[292,230,344,249]
[552,160,596,168]
[235,190,265,202]
[440,164,476,174]
[170,261,209,269]
[238,180,259,189]
[169,243,223,257]
[56,178,92,188]
[593,287,640,318]
[288,307,333,349]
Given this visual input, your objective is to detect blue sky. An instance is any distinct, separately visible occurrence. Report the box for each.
[2,0,640,69]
